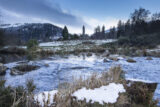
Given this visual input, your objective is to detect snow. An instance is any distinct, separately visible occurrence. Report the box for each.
[39,40,116,47]
[0,23,24,28]
[34,90,58,106]
[72,83,126,104]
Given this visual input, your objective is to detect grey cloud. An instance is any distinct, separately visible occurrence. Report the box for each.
[0,0,85,26]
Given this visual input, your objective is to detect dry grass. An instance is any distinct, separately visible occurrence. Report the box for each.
[53,66,124,107]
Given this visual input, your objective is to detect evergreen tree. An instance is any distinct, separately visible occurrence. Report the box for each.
[102,25,105,37]
[131,7,150,23]
[62,26,69,40]
[117,20,125,38]
[82,25,85,36]
[0,13,4,47]
[0,29,4,47]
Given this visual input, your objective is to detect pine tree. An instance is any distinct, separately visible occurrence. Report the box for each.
[62,26,69,40]
[102,25,105,37]
[0,13,4,47]
[82,25,85,36]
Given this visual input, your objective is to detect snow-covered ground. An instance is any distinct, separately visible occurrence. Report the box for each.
[39,40,116,47]
[1,55,160,104]
[34,90,58,106]
[34,83,125,106]
[72,83,125,104]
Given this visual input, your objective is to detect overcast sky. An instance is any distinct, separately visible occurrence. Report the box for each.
[0,0,160,34]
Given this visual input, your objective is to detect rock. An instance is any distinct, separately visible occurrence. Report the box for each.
[0,63,7,75]
[146,49,160,57]
[108,56,119,61]
[14,64,40,72]
[86,53,92,57]
[10,64,40,75]
[10,68,24,75]
[103,58,110,62]
[103,50,110,57]
[126,58,136,63]
[0,47,26,55]
[44,64,49,67]
[146,57,153,60]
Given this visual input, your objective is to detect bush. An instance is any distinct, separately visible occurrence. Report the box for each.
[0,79,36,107]
[27,39,39,50]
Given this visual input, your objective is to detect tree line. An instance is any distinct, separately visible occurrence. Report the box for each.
[92,7,160,47]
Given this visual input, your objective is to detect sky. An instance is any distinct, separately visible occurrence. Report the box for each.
[0,0,160,34]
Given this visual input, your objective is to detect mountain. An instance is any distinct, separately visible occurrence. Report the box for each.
[1,23,63,43]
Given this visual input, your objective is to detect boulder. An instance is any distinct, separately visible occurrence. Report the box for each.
[86,53,92,57]
[44,64,49,67]
[103,58,110,62]
[0,47,26,55]
[146,57,153,60]
[102,50,110,57]
[10,64,40,75]
[108,56,119,61]
[10,68,24,75]
[0,63,7,75]
[126,58,136,63]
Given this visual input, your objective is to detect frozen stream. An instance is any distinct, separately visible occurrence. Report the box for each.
[1,54,160,102]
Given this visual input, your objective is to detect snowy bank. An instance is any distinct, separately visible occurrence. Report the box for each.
[72,83,126,105]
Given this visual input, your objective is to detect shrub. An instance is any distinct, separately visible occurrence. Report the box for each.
[0,79,36,107]
[118,36,130,46]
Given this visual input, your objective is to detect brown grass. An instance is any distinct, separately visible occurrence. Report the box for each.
[53,66,124,107]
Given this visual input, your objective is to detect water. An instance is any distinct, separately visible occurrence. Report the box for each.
[1,54,160,102]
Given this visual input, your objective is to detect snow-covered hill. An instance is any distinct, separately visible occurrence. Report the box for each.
[1,23,63,42]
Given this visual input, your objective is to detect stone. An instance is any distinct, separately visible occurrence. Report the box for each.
[146,57,153,60]
[103,58,110,62]
[10,64,40,75]
[86,53,92,57]
[108,56,119,61]
[126,58,136,63]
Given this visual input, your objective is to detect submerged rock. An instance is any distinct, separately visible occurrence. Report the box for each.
[0,63,7,75]
[10,64,40,75]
